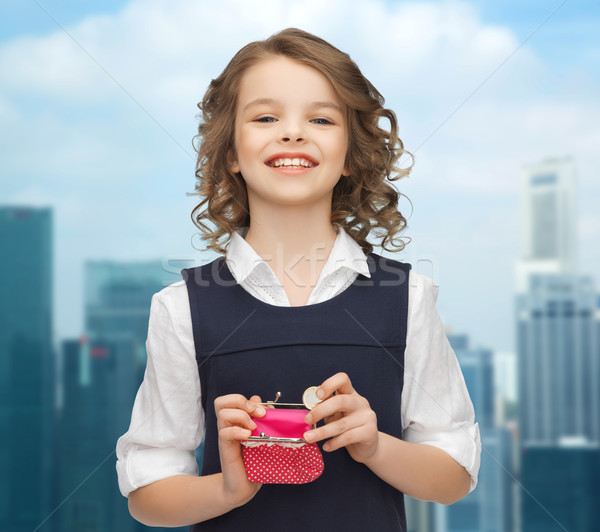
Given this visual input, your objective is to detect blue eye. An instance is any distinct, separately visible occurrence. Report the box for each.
[312,118,332,125]
[255,116,276,123]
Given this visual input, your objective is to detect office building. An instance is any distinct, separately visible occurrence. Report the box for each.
[521,443,600,531]
[428,335,513,532]
[516,156,600,531]
[516,156,576,291]
[58,336,137,531]
[517,274,599,445]
[0,206,55,532]
[57,260,183,531]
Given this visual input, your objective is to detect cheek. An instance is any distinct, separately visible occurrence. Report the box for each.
[328,134,348,162]
[236,128,266,163]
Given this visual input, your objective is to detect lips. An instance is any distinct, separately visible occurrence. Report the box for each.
[265,152,319,168]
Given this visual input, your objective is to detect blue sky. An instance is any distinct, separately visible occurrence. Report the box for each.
[0,1,126,41]
[3,0,598,71]
[1,0,599,358]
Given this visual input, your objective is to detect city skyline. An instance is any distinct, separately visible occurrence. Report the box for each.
[1,0,599,355]
[2,177,597,531]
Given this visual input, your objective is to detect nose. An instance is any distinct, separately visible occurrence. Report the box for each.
[279,118,305,143]
[282,135,304,142]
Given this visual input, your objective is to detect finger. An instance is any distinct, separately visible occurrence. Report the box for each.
[219,425,253,442]
[215,394,266,417]
[324,412,343,425]
[306,393,364,424]
[317,372,355,401]
[218,408,258,431]
[321,425,375,452]
[304,413,364,444]
[214,394,249,412]
[248,395,268,416]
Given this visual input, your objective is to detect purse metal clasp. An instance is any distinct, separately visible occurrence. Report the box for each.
[258,391,305,409]
[244,391,314,444]
[247,433,306,444]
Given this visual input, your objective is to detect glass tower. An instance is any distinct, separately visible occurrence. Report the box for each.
[57,260,184,531]
[516,156,576,291]
[439,334,512,532]
[0,206,55,532]
[516,157,600,531]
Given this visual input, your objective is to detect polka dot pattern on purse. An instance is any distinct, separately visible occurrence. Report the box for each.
[242,443,324,484]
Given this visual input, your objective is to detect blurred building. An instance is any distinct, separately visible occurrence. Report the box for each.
[517,276,600,532]
[516,156,576,291]
[521,443,600,531]
[439,335,513,532]
[516,157,599,445]
[406,333,513,532]
[516,157,600,531]
[517,274,598,445]
[59,336,138,531]
[449,334,494,429]
[406,496,435,532]
[85,261,174,362]
[57,260,183,532]
[0,206,55,532]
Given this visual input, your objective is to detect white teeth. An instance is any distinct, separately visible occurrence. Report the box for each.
[268,157,316,168]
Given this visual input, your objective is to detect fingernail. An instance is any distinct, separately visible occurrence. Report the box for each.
[250,421,257,430]
[255,406,266,416]
[305,414,312,424]
[246,402,255,411]
[323,442,330,451]
[316,388,324,399]
[304,431,314,443]
[244,429,252,437]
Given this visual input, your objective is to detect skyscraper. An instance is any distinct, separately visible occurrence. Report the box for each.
[521,444,600,532]
[516,157,600,531]
[517,274,598,445]
[57,260,184,531]
[0,206,55,532]
[516,156,576,291]
[516,156,599,445]
[438,334,512,532]
[59,336,138,531]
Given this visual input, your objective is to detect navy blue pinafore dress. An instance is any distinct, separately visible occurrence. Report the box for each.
[182,252,411,531]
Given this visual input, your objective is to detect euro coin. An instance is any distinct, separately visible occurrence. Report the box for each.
[302,386,322,410]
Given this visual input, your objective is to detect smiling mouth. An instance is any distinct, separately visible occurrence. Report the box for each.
[266,157,318,169]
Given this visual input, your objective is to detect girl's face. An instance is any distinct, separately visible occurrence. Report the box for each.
[228,55,349,210]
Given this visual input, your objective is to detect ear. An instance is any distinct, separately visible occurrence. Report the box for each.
[342,166,350,177]
[227,149,240,174]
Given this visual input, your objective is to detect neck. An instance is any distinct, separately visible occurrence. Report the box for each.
[243,206,338,286]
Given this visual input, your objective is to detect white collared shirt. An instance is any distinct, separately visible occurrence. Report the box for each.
[116,226,481,497]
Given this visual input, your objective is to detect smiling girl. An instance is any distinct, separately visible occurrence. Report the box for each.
[116,28,481,531]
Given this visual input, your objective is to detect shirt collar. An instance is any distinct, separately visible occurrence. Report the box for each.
[226,225,371,284]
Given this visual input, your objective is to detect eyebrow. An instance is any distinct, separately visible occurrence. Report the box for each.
[242,98,343,114]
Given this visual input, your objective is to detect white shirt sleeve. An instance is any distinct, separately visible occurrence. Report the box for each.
[115,281,204,498]
[402,271,482,493]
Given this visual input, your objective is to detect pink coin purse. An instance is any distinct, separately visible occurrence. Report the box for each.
[241,393,324,484]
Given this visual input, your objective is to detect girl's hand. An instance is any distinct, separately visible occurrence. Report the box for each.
[214,394,266,507]
[303,372,379,464]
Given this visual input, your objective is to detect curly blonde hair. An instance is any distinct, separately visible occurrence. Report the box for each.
[191,27,413,256]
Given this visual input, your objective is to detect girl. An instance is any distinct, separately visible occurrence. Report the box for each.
[116,28,481,530]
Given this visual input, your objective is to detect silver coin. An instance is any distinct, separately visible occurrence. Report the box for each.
[302,386,322,410]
